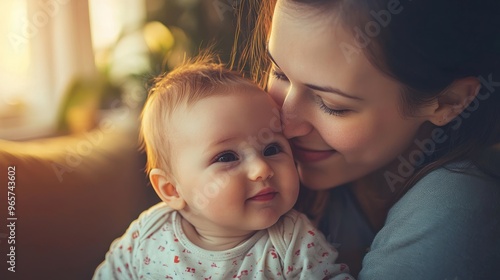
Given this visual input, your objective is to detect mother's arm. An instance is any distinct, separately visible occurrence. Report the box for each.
[359,164,500,279]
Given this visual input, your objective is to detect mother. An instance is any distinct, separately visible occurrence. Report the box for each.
[235,0,500,278]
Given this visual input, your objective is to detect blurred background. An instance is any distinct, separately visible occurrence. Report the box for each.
[0,0,239,279]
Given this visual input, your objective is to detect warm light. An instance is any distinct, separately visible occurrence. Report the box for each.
[0,0,30,100]
[143,21,175,54]
[88,0,122,51]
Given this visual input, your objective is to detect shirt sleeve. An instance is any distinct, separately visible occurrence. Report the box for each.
[92,203,172,280]
[359,167,500,279]
[275,210,355,280]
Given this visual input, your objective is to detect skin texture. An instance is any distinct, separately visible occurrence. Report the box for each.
[267,1,433,191]
[150,85,299,251]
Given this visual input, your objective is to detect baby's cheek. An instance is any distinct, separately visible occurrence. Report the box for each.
[284,164,300,191]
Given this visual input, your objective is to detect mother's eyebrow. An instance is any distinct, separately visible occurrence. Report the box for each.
[305,84,364,101]
[266,44,363,101]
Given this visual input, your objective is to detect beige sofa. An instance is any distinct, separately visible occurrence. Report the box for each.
[0,121,159,279]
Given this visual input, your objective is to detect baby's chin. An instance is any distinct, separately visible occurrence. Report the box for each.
[249,208,291,231]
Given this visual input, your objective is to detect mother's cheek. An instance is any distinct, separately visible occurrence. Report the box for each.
[325,119,376,152]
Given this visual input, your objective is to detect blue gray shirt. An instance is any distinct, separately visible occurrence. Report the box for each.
[320,162,500,279]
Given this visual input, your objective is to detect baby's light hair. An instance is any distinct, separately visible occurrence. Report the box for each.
[140,54,260,175]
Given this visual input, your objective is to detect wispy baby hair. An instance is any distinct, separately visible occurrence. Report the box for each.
[140,53,259,175]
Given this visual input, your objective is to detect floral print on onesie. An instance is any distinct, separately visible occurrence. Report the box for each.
[93,203,354,280]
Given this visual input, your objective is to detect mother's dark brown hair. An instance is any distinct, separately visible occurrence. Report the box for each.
[232,0,500,216]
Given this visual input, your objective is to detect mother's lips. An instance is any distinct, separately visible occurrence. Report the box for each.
[291,144,336,163]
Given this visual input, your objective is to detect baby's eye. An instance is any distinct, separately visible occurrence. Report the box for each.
[215,152,239,163]
[263,143,282,156]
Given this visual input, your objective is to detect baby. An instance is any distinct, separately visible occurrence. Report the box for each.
[93,56,353,279]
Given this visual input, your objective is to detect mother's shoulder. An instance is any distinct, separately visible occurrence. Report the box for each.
[391,161,500,215]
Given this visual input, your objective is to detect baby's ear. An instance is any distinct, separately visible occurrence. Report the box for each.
[149,168,186,210]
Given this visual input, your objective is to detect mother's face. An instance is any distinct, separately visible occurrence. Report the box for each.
[267,1,430,190]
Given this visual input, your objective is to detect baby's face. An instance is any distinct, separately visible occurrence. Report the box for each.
[168,85,299,233]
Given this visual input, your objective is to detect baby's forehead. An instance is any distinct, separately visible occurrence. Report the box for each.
[184,82,269,108]
[164,88,285,158]
[214,82,266,97]
[170,88,278,130]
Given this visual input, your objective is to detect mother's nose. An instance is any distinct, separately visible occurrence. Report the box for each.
[280,87,314,139]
